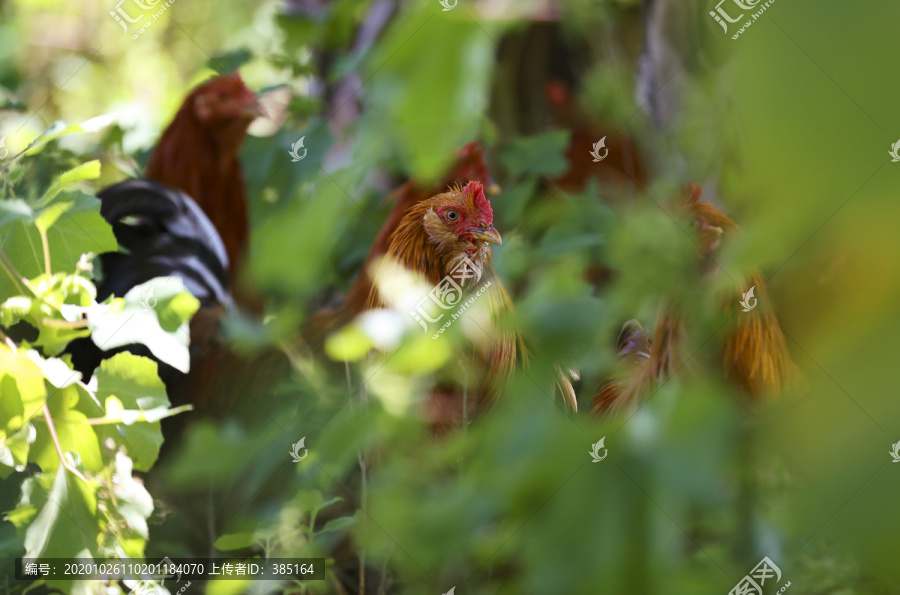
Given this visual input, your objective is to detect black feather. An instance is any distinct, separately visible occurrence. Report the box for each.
[68,179,231,381]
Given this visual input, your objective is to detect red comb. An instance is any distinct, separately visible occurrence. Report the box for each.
[466,180,492,220]
[682,182,702,204]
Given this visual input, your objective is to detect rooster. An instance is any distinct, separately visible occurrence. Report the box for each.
[592,184,792,413]
[367,181,575,421]
[69,73,265,415]
[304,142,495,344]
[146,72,260,282]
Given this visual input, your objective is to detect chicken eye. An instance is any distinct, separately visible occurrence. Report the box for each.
[217,92,229,101]
[445,210,459,222]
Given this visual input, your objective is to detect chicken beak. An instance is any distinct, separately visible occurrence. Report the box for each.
[239,94,265,120]
[242,102,264,120]
[486,182,501,196]
[468,226,503,246]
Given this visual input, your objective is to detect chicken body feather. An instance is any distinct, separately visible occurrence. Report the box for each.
[593,184,792,413]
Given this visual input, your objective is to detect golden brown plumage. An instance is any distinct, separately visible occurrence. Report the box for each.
[304,143,496,344]
[592,184,792,413]
[366,181,518,411]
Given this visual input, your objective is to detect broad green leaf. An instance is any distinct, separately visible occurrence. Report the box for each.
[22,466,102,592]
[0,344,47,434]
[0,199,34,229]
[25,350,82,388]
[30,384,103,474]
[0,190,116,301]
[85,277,199,373]
[84,353,171,471]
[368,6,498,180]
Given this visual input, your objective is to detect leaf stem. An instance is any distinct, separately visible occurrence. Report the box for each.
[38,227,51,277]
[42,402,88,482]
[41,318,88,329]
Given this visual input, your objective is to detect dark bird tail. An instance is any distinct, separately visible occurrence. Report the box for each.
[68,179,232,385]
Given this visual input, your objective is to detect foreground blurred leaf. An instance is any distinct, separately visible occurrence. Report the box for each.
[368,5,499,181]
[85,278,199,373]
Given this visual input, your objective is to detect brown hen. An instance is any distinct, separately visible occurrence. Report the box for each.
[592,184,792,413]
[146,72,260,282]
[304,142,495,344]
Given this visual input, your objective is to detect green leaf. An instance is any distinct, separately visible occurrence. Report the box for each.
[84,353,172,471]
[325,324,374,362]
[85,277,199,373]
[35,322,92,357]
[295,490,342,515]
[368,7,499,180]
[499,130,572,178]
[0,190,116,301]
[112,452,154,540]
[0,423,36,479]
[209,48,253,74]
[37,160,102,208]
[0,296,32,327]
[0,199,34,230]
[26,351,81,388]
[214,532,256,552]
[30,385,103,474]
[22,466,102,591]
[0,344,47,434]
[318,512,359,535]
[21,117,116,158]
